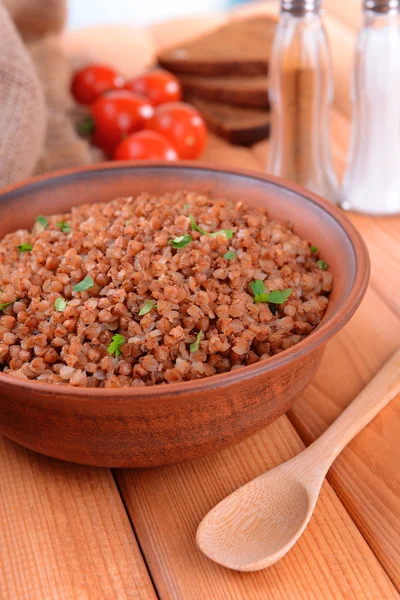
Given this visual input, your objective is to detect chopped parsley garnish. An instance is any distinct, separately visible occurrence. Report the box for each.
[310,245,319,254]
[35,215,48,229]
[139,300,156,316]
[224,251,235,260]
[190,330,203,353]
[0,300,14,312]
[249,279,265,298]
[108,334,125,357]
[57,221,71,233]
[54,297,67,312]
[317,260,328,270]
[250,280,292,304]
[16,243,32,252]
[73,276,94,292]
[189,214,233,239]
[169,234,192,249]
[183,204,190,209]
[264,289,292,304]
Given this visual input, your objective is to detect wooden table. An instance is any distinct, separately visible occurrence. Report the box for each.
[1,14,400,600]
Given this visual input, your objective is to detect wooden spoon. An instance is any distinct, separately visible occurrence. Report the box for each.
[197,348,400,572]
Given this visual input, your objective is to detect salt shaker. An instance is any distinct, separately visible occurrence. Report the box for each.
[341,0,400,215]
[267,0,339,204]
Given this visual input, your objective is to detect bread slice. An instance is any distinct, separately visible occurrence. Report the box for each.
[188,96,270,146]
[158,18,275,77]
[180,74,269,108]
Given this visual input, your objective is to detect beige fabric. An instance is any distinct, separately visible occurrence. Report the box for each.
[3,0,66,41]
[0,0,45,187]
[0,0,92,189]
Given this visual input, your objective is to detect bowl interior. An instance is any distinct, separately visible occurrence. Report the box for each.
[0,163,363,329]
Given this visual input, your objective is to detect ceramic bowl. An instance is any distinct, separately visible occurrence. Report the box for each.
[0,163,369,467]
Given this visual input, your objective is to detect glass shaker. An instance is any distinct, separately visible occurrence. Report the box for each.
[267,0,339,204]
[341,0,400,215]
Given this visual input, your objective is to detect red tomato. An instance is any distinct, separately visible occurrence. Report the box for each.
[125,69,182,106]
[148,102,207,159]
[71,64,125,105]
[91,90,154,156]
[114,130,178,161]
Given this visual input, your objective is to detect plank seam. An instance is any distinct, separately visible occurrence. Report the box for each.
[111,469,162,600]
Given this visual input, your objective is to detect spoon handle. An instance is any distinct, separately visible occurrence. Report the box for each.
[305,348,400,469]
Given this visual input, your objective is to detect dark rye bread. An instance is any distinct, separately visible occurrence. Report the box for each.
[188,96,269,146]
[180,74,269,108]
[158,18,275,77]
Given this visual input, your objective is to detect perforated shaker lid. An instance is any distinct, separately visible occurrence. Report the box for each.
[364,0,400,11]
[281,0,323,15]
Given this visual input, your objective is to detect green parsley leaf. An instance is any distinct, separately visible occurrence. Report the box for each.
[249,279,266,298]
[190,330,203,353]
[35,215,48,229]
[310,245,319,254]
[139,300,155,316]
[54,297,67,312]
[252,293,270,303]
[317,260,328,270]
[250,280,292,304]
[189,214,234,239]
[73,276,94,292]
[264,289,292,304]
[169,234,192,249]
[224,251,235,260]
[183,204,190,209]
[16,243,32,252]
[57,221,71,233]
[189,214,206,235]
[0,300,14,312]
[108,334,125,357]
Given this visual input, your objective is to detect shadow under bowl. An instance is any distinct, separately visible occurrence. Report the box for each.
[0,162,369,467]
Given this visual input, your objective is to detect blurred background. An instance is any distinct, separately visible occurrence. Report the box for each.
[68,0,250,29]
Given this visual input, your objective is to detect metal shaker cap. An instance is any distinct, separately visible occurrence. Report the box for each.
[364,0,400,11]
[281,0,322,15]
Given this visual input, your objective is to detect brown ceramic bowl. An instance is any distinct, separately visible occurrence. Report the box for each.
[0,163,369,467]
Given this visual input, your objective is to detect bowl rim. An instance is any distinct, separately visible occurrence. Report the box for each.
[0,161,370,398]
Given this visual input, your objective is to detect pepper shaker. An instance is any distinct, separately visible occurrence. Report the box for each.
[341,0,400,215]
[267,0,340,205]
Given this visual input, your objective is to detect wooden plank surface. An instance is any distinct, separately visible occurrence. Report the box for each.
[115,415,398,600]
[0,436,157,600]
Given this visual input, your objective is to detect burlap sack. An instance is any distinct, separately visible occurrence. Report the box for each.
[0,0,45,187]
[0,0,92,189]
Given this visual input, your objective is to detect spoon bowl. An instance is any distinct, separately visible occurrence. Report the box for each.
[197,457,315,571]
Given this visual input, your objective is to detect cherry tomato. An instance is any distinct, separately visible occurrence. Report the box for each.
[148,102,207,159]
[91,90,154,156]
[125,69,182,106]
[71,64,125,105]
[114,130,178,161]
